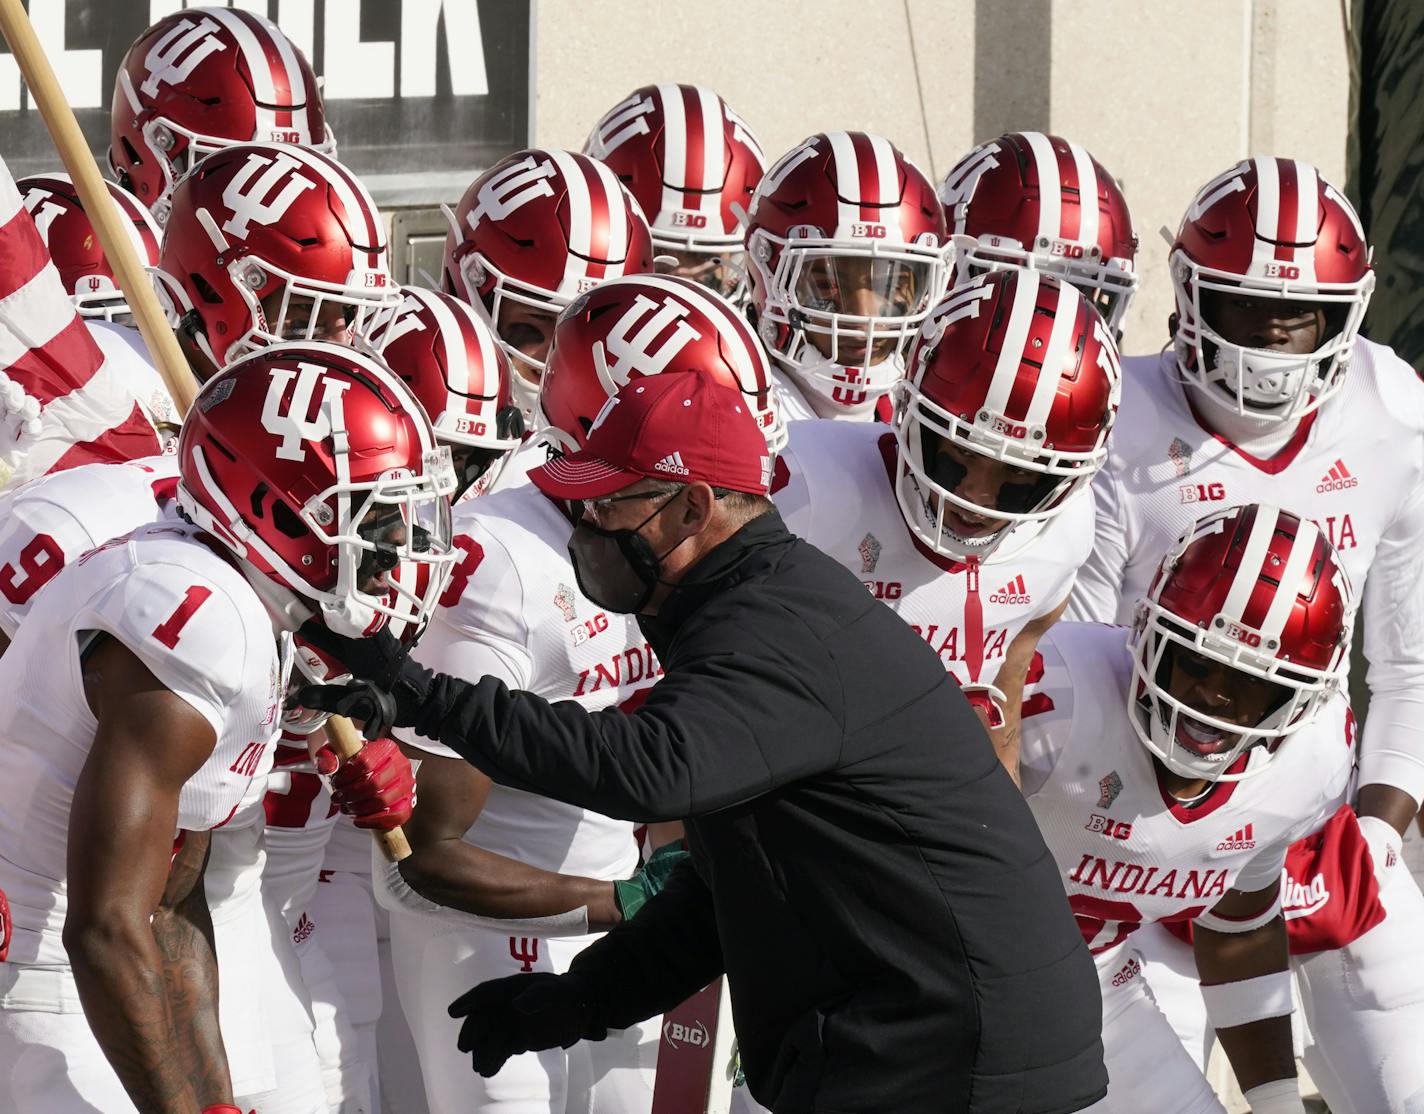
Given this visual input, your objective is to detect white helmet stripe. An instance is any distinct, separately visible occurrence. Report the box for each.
[419,287,472,394]
[695,85,725,217]
[656,84,687,220]
[317,150,384,264]
[549,150,596,294]
[1290,161,1320,283]
[1067,138,1099,250]
[1024,279,1077,426]
[982,272,1038,416]
[867,132,899,226]
[261,11,315,140]
[826,131,862,232]
[592,157,630,277]
[1024,132,1061,243]
[1260,518,1319,640]
[206,8,279,108]
[1253,156,1281,241]
[1220,505,1279,623]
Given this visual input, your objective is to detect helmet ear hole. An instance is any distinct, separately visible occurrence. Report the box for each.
[272,500,308,539]
[496,404,525,441]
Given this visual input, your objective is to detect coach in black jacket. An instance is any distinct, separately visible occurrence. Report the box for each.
[300,372,1107,1114]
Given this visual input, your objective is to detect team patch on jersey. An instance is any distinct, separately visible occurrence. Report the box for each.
[1215,823,1256,851]
[1316,458,1358,493]
[989,575,1031,605]
[858,532,882,574]
[554,583,577,622]
[1168,436,1193,477]
[1097,770,1123,809]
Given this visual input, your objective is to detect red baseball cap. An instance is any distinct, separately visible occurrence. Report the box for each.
[530,371,773,500]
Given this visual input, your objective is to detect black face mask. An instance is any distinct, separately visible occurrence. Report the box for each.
[567,495,685,614]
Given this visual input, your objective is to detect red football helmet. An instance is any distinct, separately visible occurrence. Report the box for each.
[892,270,1121,560]
[18,172,161,322]
[441,149,656,419]
[1170,158,1374,422]
[155,143,400,372]
[584,84,765,303]
[938,132,1138,335]
[177,341,457,638]
[745,131,949,417]
[1129,504,1353,781]
[537,273,782,456]
[366,287,524,498]
[110,6,334,216]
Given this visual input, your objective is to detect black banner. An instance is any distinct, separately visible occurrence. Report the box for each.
[0,0,532,202]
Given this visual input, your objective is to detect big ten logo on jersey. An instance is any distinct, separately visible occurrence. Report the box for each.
[663,1017,711,1050]
[261,363,352,463]
[1179,481,1226,505]
[141,13,226,98]
[1319,513,1357,551]
[596,293,702,389]
[222,150,317,240]
[865,580,902,600]
[571,643,663,697]
[1085,814,1132,841]
[469,154,557,228]
[911,621,1008,667]
[571,611,609,647]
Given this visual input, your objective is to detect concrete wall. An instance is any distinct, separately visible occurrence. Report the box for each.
[531,0,1350,356]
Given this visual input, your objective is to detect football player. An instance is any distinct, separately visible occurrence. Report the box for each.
[772,269,1120,774]
[377,274,778,1113]
[584,83,765,303]
[441,149,655,425]
[0,342,450,1113]
[745,130,949,423]
[109,6,333,219]
[1067,157,1424,1111]
[1025,504,1354,1114]
[937,131,1139,339]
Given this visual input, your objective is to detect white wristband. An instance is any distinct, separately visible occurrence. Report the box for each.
[1196,886,1282,934]
[1201,969,1293,1030]
[1241,1077,1305,1113]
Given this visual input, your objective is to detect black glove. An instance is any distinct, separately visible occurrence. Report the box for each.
[292,620,434,739]
[448,971,604,1078]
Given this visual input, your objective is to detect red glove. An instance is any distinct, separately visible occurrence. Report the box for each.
[320,737,416,830]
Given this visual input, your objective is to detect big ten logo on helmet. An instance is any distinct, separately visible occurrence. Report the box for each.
[670,211,708,229]
[469,155,557,228]
[1085,813,1132,841]
[850,222,888,239]
[222,150,317,239]
[1262,262,1301,280]
[1048,240,1086,259]
[596,293,702,390]
[1179,481,1226,505]
[141,13,226,98]
[261,364,352,463]
[571,643,663,696]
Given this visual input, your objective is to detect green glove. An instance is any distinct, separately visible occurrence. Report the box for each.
[613,842,689,921]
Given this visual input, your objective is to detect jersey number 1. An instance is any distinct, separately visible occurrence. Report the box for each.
[153,586,214,649]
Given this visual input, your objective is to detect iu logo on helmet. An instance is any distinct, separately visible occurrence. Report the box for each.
[140,15,228,98]
[596,294,703,393]
[469,156,558,228]
[222,151,318,240]
[379,297,431,350]
[19,189,63,239]
[261,364,352,463]
[590,92,657,155]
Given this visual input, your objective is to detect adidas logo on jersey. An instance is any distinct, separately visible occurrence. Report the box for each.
[1317,458,1358,493]
[293,912,315,946]
[653,451,690,476]
[1215,823,1256,851]
[989,575,1031,605]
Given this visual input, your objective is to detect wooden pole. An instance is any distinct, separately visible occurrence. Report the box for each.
[0,0,411,862]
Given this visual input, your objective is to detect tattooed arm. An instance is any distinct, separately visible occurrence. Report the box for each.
[64,634,232,1113]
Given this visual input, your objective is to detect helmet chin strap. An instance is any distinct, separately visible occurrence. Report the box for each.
[239,561,314,634]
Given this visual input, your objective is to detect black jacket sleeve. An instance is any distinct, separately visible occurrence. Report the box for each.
[408,610,846,821]
[570,857,724,1030]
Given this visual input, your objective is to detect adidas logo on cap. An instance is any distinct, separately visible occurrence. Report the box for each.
[1215,823,1256,852]
[1317,459,1358,493]
[654,451,690,477]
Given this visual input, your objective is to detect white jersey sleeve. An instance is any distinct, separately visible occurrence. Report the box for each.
[1066,463,1132,624]
[0,456,176,636]
[1017,624,1088,796]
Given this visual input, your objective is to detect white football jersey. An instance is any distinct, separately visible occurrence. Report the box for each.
[1070,340,1424,804]
[0,514,288,964]
[1021,622,1352,956]
[772,419,1093,690]
[86,320,178,437]
[392,482,655,884]
[0,454,177,637]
